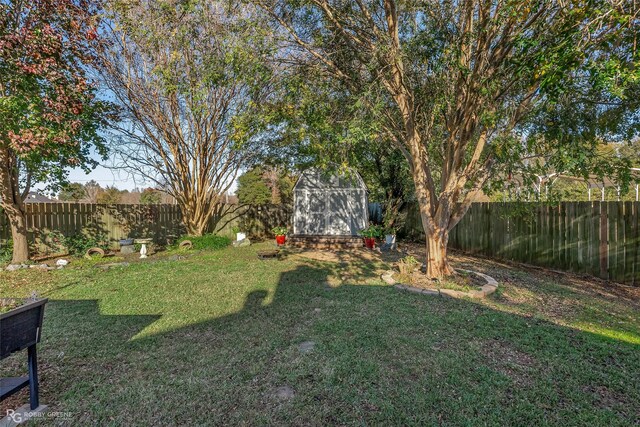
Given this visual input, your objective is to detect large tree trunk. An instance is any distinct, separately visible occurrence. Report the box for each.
[8,211,29,263]
[179,197,213,236]
[416,195,454,278]
[0,147,30,263]
[183,211,210,236]
[425,225,454,278]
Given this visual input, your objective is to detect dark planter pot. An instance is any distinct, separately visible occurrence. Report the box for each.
[119,239,134,246]
[364,237,376,249]
[1,298,47,359]
[275,235,286,246]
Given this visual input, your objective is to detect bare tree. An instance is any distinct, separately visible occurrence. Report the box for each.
[99,0,273,235]
[255,0,638,277]
[83,180,101,203]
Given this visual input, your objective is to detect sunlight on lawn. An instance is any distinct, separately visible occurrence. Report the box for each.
[573,323,640,345]
[2,244,639,425]
[483,282,640,345]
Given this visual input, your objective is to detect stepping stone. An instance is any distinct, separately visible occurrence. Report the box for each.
[273,385,295,400]
[96,262,130,270]
[120,244,136,255]
[298,341,315,353]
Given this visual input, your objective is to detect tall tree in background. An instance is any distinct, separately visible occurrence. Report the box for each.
[139,188,162,205]
[58,183,87,201]
[98,0,275,235]
[237,166,295,205]
[83,179,102,203]
[96,185,122,204]
[237,167,272,205]
[256,0,639,277]
[0,0,113,262]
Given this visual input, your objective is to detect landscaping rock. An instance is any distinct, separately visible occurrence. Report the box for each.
[381,271,396,285]
[5,264,25,272]
[30,263,53,271]
[56,259,69,267]
[233,238,251,247]
[298,341,316,353]
[120,244,136,255]
[96,262,130,270]
[394,269,499,299]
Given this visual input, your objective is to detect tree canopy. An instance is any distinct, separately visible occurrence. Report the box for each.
[98,0,276,235]
[0,0,115,262]
[255,0,640,276]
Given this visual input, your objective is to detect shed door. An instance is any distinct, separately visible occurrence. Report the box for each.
[296,190,365,235]
[306,191,327,234]
[328,191,351,235]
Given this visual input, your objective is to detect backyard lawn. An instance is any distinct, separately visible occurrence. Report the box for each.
[1,243,639,426]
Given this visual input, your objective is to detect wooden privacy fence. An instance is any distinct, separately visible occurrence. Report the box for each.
[0,203,293,254]
[404,202,640,285]
[0,203,185,253]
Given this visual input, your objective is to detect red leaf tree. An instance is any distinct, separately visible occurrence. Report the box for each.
[0,0,114,263]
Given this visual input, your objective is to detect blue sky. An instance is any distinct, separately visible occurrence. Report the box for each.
[66,164,140,191]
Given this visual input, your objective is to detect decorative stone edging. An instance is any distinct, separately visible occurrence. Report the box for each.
[381,269,499,299]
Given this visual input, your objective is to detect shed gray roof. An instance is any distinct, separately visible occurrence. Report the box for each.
[294,168,367,191]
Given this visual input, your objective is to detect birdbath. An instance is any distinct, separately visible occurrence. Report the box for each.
[134,238,153,259]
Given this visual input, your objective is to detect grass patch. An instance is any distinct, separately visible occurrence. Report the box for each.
[0,244,638,425]
[177,234,230,250]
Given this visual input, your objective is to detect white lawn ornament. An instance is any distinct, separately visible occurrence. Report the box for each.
[134,238,153,259]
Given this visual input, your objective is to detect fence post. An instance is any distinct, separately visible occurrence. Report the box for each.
[599,202,608,280]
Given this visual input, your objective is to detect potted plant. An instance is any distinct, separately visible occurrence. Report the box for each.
[232,226,246,242]
[272,226,287,246]
[1,295,47,358]
[359,224,382,249]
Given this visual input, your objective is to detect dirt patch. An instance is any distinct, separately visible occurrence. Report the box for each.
[582,384,630,412]
[478,339,539,387]
[289,247,401,264]
[396,270,486,292]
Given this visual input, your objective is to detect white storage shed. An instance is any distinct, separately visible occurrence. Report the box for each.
[293,168,368,236]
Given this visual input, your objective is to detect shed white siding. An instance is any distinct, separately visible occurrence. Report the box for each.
[293,169,368,236]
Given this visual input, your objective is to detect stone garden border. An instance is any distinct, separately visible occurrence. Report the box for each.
[381,268,498,299]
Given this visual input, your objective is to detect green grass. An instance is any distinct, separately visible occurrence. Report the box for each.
[176,234,231,250]
[1,244,639,426]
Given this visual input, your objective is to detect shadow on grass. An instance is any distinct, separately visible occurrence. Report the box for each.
[2,259,639,426]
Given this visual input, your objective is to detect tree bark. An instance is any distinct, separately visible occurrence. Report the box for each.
[8,212,29,263]
[425,225,454,278]
[179,197,213,237]
[0,147,30,263]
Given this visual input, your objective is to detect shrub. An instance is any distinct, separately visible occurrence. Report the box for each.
[62,233,109,257]
[177,234,230,250]
[397,255,421,275]
[0,239,13,263]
